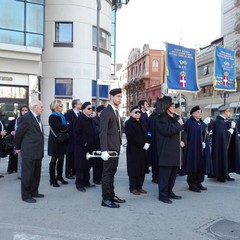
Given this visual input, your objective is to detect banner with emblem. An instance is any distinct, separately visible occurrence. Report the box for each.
[214,45,236,91]
[166,42,199,92]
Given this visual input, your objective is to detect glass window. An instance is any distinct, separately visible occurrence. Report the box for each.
[26,33,43,48]
[55,23,73,42]
[27,0,44,3]
[0,0,24,31]
[92,26,111,52]
[92,80,108,99]
[0,86,27,99]
[0,29,24,45]
[55,79,73,96]
[26,3,44,34]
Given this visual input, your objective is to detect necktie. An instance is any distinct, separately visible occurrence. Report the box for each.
[36,116,41,122]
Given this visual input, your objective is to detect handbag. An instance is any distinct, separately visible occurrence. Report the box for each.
[2,134,15,152]
[50,127,69,143]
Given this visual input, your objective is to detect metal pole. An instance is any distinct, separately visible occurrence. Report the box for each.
[96,0,101,107]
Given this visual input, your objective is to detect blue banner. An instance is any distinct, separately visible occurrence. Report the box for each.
[214,45,236,91]
[166,43,199,92]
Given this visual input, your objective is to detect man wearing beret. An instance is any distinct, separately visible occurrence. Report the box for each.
[73,102,98,192]
[99,88,125,208]
[183,105,210,192]
[211,104,240,182]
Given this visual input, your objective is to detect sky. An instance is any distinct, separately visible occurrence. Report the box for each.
[116,0,222,63]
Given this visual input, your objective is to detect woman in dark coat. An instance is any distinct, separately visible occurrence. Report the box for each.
[48,100,69,187]
[155,96,184,204]
[73,102,98,192]
[125,106,149,195]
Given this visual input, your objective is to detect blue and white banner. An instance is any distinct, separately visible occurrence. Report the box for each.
[214,45,236,91]
[166,43,199,92]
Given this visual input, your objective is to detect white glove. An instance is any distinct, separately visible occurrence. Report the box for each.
[203,117,211,125]
[143,143,150,150]
[120,145,124,154]
[228,128,234,135]
[231,121,236,129]
[101,151,110,161]
[202,142,206,149]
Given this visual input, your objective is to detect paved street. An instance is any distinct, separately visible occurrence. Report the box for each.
[1,138,240,240]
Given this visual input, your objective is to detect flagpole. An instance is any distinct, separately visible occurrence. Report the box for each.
[179,92,182,169]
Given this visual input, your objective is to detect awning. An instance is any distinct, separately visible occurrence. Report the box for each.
[204,103,222,109]
[229,102,240,108]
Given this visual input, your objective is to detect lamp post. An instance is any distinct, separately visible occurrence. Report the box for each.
[96,0,101,107]
[220,91,230,106]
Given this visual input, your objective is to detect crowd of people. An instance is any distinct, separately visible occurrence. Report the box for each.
[0,89,240,207]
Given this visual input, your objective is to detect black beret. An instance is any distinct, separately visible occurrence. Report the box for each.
[96,105,105,112]
[130,105,139,113]
[190,105,200,114]
[109,88,122,96]
[81,101,91,110]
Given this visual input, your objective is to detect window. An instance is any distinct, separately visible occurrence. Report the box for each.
[92,26,111,55]
[0,0,44,48]
[54,22,73,47]
[55,79,73,97]
[203,65,209,75]
[152,59,159,72]
[196,85,213,98]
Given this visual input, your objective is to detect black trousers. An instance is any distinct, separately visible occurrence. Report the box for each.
[21,158,42,200]
[92,157,103,182]
[158,166,178,200]
[7,152,18,173]
[65,152,75,176]
[129,174,145,192]
[102,157,119,200]
[187,170,205,187]
[75,168,91,188]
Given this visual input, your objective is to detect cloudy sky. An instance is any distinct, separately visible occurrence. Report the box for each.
[116,0,222,62]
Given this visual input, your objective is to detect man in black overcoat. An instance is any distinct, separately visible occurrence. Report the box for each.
[211,104,240,182]
[64,99,82,179]
[73,102,98,192]
[183,106,210,192]
[125,105,149,195]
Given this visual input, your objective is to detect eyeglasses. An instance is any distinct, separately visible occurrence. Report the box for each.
[87,107,92,110]
[133,111,141,114]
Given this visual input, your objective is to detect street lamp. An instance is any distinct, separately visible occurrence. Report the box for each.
[96,0,101,107]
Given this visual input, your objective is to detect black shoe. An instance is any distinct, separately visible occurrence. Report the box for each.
[152,179,158,184]
[217,177,226,182]
[102,200,120,208]
[50,180,60,187]
[32,193,44,198]
[0,175,4,178]
[77,186,86,192]
[198,184,207,190]
[66,175,75,179]
[169,193,182,199]
[23,197,36,203]
[138,188,147,194]
[226,176,235,181]
[189,186,201,192]
[159,198,172,204]
[57,177,68,184]
[112,196,126,203]
[85,183,96,188]
[93,180,101,185]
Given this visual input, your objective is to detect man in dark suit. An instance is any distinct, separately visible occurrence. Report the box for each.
[64,99,82,179]
[100,88,125,208]
[15,100,44,203]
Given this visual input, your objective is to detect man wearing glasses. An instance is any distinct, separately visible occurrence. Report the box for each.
[73,102,98,192]
[125,105,149,195]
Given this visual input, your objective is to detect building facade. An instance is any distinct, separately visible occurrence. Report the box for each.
[124,44,165,110]
[0,0,130,127]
